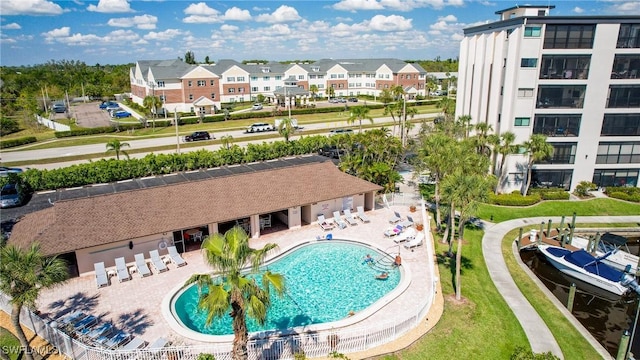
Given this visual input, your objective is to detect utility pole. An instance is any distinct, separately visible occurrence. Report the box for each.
[174,108,180,154]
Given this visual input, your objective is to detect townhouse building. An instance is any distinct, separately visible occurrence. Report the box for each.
[455,5,640,192]
[129,58,427,116]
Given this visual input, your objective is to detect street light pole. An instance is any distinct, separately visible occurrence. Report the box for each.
[287,88,292,118]
[174,107,180,154]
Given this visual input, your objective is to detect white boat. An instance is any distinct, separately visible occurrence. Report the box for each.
[538,244,629,296]
[568,233,639,274]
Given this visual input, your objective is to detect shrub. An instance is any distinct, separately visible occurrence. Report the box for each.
[573,181,596,197]
[539,191,570,200]
[0,136,37,149]
[55,127,116,138]
[606,187,640,203]
[510,345,560,359]
[197,354,216,360]
[0,117,20,135]
[488,192,541,206]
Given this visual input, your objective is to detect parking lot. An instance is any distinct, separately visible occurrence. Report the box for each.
[51,101,113,128]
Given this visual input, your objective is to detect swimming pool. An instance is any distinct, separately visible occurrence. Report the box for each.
[172,241,401,335]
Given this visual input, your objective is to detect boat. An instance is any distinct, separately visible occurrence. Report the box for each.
[567,232,639,274]
[538,244,630,296]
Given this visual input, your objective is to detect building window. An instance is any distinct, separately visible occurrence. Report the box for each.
[226,77,235,82]
[521,58,538,68]
[210,80,215,86]
[597,142,640,164]
[538,143,577,164]
[237,77,245,82]
[602,114,640,136]
[540,55,591,79]
[330,74,337,79]
[251,87,258,92]
[400,75,404,79]
[264,86,270,91]
[159,95,165,101]
[338,74,345,79]
[228,88,235,93]
[188,94,193,100]
[593,169,639,187]
[524,26,542,37]
[188,80,192,87]
[275,76,282,80]
[156,81,165,87]
[518,88,534,97]
[317,75,324,79]
[238,87,244,93]
[514,117,530,126]
[533,114,581,137]
[298,75,304,80]
[611,55,640,79]
[309,75,316,79]
[607,86,640,108]
[537,85,586,108]
[617,24,640,49]
[211,93,216,99]
[197,80,206,87]
[318,84,324,89]
[531,169,573,190]
[543,24,595,49]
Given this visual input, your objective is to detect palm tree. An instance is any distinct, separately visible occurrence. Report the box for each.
[523,134,554,195]
[220,135,234,150]
[309,84,318,102]
[347,106,373,133]
[105,139,130,160]
[0,244,68,360]
[326,86,335,100]
[143,95,163,118]
[437,96,456,121]
[494,131,517,194]
[277,117,296,142]
[184,227,285,360]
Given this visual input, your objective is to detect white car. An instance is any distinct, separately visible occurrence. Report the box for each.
[252,103,263,110]
[246,123,274,133]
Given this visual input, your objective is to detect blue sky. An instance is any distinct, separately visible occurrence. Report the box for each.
[1,0,638,66]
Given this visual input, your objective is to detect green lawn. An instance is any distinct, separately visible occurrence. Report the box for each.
[476,198,640,223]
[0,327,21,360]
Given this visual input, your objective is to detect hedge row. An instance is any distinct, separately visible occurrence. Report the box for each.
[605,186,640,203]
[0,136,37,149]
[540,191,570,200]
[488,192,542,206]
[54,124,146,138]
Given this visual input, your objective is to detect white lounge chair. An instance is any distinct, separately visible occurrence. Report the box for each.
[389,211,402,224]
[394,227,417,243]
[167,246,187,267]
[332,211,347,229]
[384,224,404,237]
[342,209,358,226]
[120,336,146,350]
[134,253,152,277]
[85,322,114,341]
[147,337,169,350]
[404,232,425,249]
[149,250,168,273]
[103,330,132,349]
[94,262,109,288]
[356,206,370,223]
[114,257,130,282]
[317,214,334,231]
[399,215,415,228]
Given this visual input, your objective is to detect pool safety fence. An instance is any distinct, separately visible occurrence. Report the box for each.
[0,199,437,360]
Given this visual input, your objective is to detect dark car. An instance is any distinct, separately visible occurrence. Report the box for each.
[348,97,358,102]
[52,102,66,113]
[99,101,118,109]
[184,131,212,142]
[318,145,345,159]
[0,167,23,177]
[0,183,25,208]
[113,110,132,118]
[329,128,354,135]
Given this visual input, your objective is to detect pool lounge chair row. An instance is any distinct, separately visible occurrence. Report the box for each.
[93,246,186,288]
[317,206,372,231]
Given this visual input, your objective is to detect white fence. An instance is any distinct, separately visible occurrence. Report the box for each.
[36,115,70,132]
[0,196,437,360]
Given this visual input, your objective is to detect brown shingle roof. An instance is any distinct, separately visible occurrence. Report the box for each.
[8,161,382,256]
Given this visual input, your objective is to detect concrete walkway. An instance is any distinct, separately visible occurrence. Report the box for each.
[483,215,640,359]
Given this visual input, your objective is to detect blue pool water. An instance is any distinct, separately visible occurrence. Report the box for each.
[173,241,400,335]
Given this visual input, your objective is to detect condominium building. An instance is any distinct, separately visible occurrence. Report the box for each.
[129,58,427,116]
[455,5,640,192]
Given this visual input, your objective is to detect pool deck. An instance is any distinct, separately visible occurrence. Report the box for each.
[35,204,442,357]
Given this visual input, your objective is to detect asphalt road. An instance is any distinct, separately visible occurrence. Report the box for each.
[2,113,438,170]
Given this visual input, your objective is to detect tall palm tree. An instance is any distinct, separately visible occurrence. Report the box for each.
[183,227,285,360]
[326,86,335,100]
[347,106,373,133]
[309,84,318,102]
[277,117,296,142]
[494,131,517,194]
[105,139,130,160]
[523,134,554,195]
[437,96,455,121]
[0,244,68,360]
[143,95,163,118]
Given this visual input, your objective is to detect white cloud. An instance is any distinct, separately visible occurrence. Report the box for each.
[183,2,222,23]
[255,5,301,23]
[108,15,158,30]
[144,29,186,41]
[220,24,239,32]
[368,15,412,31]
[1,0,63,15]
[87,0,133,13]
[224,7,251,21]
[573,7,585,14]
[43,27,71,38]
[332,0,384,11]
[1,23,22,30]
[607,1,640,13]
[438,14,458,22]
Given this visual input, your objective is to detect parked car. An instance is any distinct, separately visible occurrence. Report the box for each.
[328,98,339,103]
[318,145,345,159]
[329,128,354,135]
[246,123,275,133]
[113,111,132,118]
[184,131,212,142]
[0,183,25,208]
[348,97,358,102]
[0,167,23,177]
[51,102,66,113]
[337,97,347,103]
[99,101,118,109]
[252,103,263,110]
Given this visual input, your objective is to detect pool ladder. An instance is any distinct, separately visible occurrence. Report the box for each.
[368,245,400,272]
